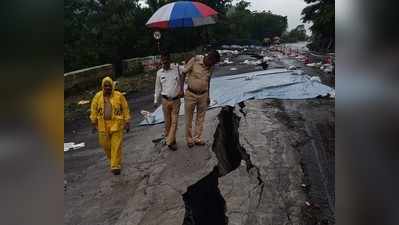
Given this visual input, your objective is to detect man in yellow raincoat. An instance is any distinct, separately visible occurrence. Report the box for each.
[90,76,130,175]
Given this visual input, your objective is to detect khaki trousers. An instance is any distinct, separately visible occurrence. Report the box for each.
[184,90,208,144]
[98,120,123,170]
[162,98,181,145]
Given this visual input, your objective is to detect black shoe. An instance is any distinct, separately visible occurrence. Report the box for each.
[187,142,194,148]
[111,169,121,175]
[194,140,206,146]
[168,144,178,151]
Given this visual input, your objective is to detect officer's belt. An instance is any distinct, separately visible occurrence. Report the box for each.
[187,87,207,95]
[162,95,179,101]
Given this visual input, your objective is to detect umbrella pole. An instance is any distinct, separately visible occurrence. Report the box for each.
[185,28,188,53]
[206,26,209,46]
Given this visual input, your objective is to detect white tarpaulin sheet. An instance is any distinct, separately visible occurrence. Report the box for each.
[140,68,334,125]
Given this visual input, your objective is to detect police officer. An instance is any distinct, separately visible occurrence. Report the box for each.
[154,52,184,150]
[181,50,220,148]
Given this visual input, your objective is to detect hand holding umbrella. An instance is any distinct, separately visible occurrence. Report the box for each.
[146,1,218,51]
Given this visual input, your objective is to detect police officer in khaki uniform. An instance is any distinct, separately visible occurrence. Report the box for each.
[181,50,220,148]
[154,52,184,150]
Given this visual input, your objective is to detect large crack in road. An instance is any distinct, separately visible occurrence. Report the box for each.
[182,167,228,225]
[65,99,333,225]
[182,105,265,225]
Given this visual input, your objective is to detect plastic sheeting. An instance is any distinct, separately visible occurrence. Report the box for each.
[64,142,86,152]
[140,68,335,125]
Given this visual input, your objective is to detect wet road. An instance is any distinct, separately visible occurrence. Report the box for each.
[65,46,335,225]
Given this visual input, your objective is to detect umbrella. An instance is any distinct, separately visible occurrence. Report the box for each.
[146,1,218,29]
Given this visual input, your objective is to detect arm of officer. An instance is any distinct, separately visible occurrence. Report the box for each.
[177,65,184,97]
[207,75,211,105]
[154,71,161,105]
[181,57,194,92]
[180,70,186,94]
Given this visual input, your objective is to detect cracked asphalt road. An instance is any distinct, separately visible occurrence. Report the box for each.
[65,50,335,225]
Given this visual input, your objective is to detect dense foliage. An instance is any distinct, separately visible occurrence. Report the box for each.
[281,25,308,43]
[65,0,288,72]
[301,0,334,52]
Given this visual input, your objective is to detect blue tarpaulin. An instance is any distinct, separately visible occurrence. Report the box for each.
[141,68,334,125]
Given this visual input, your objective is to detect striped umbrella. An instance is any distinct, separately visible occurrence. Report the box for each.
[146,1,218,29]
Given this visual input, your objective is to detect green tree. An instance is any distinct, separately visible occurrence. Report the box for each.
[64,0,290,72]
[146,0,171,13]
[301,0,334,52]
[217,1,287,45]
[65,0,157,73]
[64,0,101,71]
[200,0,233,15]
[235,0,251,12]
[282,25,308,43]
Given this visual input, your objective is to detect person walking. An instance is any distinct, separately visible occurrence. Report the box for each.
[90,76,130,175]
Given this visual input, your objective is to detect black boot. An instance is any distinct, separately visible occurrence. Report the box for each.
[111,169,121,175]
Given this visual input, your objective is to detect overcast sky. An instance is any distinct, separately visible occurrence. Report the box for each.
[245,0,310,32]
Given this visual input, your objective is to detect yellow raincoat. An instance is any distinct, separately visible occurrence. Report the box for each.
[90,76,130,170]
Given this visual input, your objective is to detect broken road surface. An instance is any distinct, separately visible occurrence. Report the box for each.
[65,98,334,225]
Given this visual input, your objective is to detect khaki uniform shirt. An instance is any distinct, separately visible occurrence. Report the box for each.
[183,55,212,93]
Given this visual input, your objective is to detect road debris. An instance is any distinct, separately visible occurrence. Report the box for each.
[320,64,334,73]
[217,49,239,55]
[78,100,90,105]
[141,110,155,124]
[64,142,86,152]
[263,56,274,62]
[243,59,262,65]
[311,76,322,82]
[220,58,234,65]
